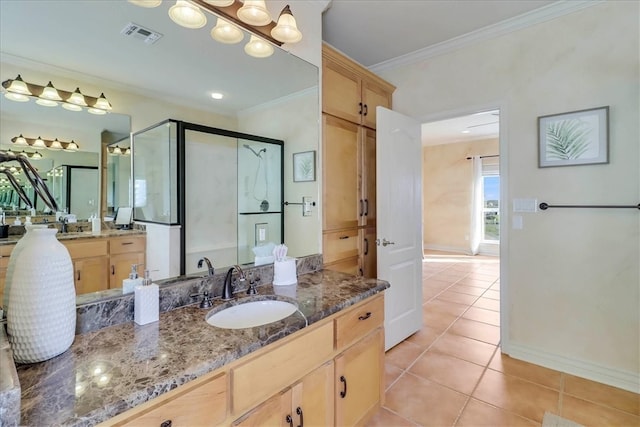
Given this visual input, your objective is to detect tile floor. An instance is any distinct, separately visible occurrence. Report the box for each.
[367,251,640,427]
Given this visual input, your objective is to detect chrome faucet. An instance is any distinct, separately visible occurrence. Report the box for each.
[222,265,245,300]
[60,216,68,234]
[197,257,214,277]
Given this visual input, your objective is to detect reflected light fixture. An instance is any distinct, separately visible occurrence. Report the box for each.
[204,0,234,6]
[3,74,31,102]
[244,35,273,58]
[271,5,302,44]
[237,0,272,26]
[211,17,244,44]
[48,139,63,151]
[168,0,207,28]
[124,147,131,155]
[13,134,28,146]
[33,137,46,149]
[112,146,123,155]
[66,140,79,152]
[127,0,162,7]
[30,151,43,160]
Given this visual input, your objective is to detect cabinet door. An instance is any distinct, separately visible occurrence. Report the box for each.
[322,57,362,124]
[291,361,334,427]
[360,227,377,279]
[335,328,384,427]
[323,115,362,231]
[361,127,376,228]
[324,257,360,276]
[234,389,291,427]
[74,256,109,294]
[110,252,145,289]
[361,80,392,130]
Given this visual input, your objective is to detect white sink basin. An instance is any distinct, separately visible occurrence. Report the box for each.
[206,300,298,329]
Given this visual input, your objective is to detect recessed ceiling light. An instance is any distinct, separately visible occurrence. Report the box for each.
[461,130,471,134]
[211,92,224,100]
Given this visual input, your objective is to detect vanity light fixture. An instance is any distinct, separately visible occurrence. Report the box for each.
[32,137,47,149]
[210,17,244,44]
[66,140,79,152]
[237,0,271,26]
[271,5,302,44]
[204,0,234,6]
[11,135,80,152]
[48,139,64,151]
[168,0,207,28]
[244,34,273,58]
[13,134,28,146]
[2,76,113,114]
[124,147,131,155]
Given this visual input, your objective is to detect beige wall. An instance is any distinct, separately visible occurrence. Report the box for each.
[423,138,498,253]
[380,2,639,391]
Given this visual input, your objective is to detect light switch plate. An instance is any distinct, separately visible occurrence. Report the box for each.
[302,196,313,216]
[255,223,268,245]
[512,215,523,230]
[513,198,538,213]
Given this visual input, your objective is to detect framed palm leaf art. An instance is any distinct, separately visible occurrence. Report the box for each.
[538,106,609,167]
[293,150,316,182]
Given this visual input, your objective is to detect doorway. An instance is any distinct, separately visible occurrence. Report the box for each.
[420,108,502,332]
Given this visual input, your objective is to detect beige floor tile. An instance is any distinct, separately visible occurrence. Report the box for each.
[488,352,561,390]
[386,340,424,370]
[384,362,404,391]
[473,369,559,422]
[456,277,495,288]
[561,395,640,427]
[422,308,459,333]
[437,290,480,305]
[466,272,499,282]
[405,326,441,349]
[456,398,538,426]
[563,374,640,416]
[423,278,454,289]
[450,284,488,296]
[473,297,501,312]
[449,318,501,345]
[430,333,497,366]
[424,298,469,317]
[483,289,501,300]
[463,306,500,326]
[409,351,485,394]
[366,407,417,426]
[385,373,468,427]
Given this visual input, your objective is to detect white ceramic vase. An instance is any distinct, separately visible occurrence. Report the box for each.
[7,228,76,363]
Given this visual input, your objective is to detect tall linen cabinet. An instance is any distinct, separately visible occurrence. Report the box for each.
[321,44,395,277]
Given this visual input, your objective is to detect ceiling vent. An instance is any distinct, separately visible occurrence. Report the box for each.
[120,22,162,45]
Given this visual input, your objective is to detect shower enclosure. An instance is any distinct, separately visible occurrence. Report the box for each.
[132,119,283,274]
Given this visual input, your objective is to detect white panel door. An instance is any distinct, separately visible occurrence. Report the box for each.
[376,107,423,350]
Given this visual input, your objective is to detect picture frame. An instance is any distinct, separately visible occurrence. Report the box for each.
[293,150,316,182]
[538,106,609,168]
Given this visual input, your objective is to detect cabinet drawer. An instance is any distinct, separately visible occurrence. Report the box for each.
[112,372,227,427]
[324,257,360,276]
[0,244,15,258]
[323,229,359,265]
[64,239,108,259]
[110,236,145,255]
[335,295,384,350]
[232,321,334,416]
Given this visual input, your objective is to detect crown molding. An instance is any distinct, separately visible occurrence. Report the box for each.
[369,0,603,74]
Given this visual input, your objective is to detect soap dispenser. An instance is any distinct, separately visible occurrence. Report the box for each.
[134,270,159,325]
[122,264,142,294]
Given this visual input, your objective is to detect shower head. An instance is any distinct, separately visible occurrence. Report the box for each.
[243,144,267,158]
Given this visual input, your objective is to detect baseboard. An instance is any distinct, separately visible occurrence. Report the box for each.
[423,244,471,255]
[503,342,640,393]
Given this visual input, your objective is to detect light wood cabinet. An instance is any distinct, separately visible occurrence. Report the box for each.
[322,44,394,130]
[109,236,146,289]
[103,294,386,427]
[335,328,384,426]
[322,44,393,279]
[64,239,110,293]
[234,362,334,427]
[106,372,227,427]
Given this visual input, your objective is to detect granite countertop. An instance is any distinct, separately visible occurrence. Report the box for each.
[0,229,145,246]
[11,270,389,426]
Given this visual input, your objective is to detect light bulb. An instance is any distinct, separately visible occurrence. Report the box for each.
[271,5,302,44]
[168,0,207,29]
[237,0,271,26]
[210,17,244,44]
[4,92,29,102]
[244,35,274,58]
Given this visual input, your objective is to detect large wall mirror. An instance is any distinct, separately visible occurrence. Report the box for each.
[1,1,320,296]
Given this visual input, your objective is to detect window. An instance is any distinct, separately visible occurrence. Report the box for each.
[482,159,500,242]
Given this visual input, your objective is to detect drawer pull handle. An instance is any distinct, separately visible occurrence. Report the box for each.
[111,265,115,275]
[358,102,363,115]
[286,415,293,427]
[160,421,172,427]
[339,235,349,240]
[363,103,368,116]
[77,270,81,281]
[121,242,134,245]
[296,407,304,427]
[358,312,372,321]
[340,375,347,398]
[364,238,369,256]
[364,199,369,216]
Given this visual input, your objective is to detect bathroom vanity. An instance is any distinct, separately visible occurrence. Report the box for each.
[3,269,388,426]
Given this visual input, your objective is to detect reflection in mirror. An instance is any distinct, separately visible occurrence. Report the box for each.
[1,0,320,300]
[106,138,131,218]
